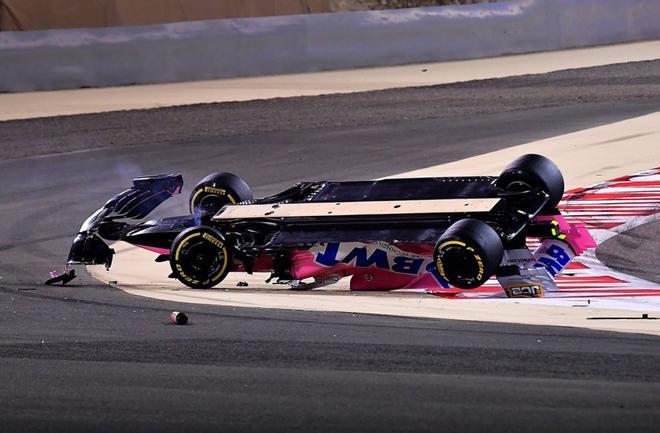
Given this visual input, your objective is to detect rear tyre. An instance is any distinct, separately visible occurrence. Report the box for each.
[189,172,252,218]
[495,154,564,211]
[169,226,231,289]
[433,219,504,289]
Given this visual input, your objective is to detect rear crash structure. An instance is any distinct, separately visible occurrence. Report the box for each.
[64,155,596,297]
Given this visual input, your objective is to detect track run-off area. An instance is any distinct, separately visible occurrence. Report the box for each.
[90,111,660,336]
[59,41,660,336]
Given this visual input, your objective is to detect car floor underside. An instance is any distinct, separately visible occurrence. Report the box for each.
[210,177,550,249]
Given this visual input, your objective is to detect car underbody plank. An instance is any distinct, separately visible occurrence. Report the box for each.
[213,198,502,220]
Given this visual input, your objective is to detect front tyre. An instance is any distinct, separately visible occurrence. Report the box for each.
[433,219,504,289]
[189,172,253,218]
[169,226,232,289]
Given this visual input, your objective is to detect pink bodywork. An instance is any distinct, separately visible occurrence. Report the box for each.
[133,215,595,292]
[534,215,597,255]
[288,242,445,291]
[285,215,596,291]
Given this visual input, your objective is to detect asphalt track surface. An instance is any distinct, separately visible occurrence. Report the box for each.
[1,61,660,432]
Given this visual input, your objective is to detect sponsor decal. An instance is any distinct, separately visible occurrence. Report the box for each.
[315,242,423,274]
[501,248,537,266]
[313,242,450,287]
[504,283,544,298]
[534,242,573,277]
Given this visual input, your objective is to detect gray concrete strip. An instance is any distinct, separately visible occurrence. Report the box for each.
[1,39,659,121]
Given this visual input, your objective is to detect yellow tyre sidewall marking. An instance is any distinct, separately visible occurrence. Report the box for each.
[175,232,201,261]
[190,188,205,210]
[438,240,466,249]
[174,232,202,285]
[201,232,229,281]
[191,187,237,211]
[435,240,485,282]
[174,231,229,285]
[472,253,485,281]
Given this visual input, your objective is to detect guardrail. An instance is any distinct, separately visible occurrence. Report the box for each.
[1,0,659,92]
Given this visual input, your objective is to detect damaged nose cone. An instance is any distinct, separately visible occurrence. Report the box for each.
[67,233,114,268]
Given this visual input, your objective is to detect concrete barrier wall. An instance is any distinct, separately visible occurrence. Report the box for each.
[1,0,659,92]
[0,0,334,31]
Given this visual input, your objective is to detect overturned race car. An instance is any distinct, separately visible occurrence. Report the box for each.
[60,154,595,298]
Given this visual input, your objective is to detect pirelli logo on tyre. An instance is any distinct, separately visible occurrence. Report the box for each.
[202,232,224,249]
[203,186,228,196]
[197,186,236,204]
[435,255,447,280]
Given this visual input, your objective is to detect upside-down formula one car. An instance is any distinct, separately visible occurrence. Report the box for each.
[63,154,595,297]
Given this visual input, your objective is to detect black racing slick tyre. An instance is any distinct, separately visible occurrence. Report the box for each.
[189,172,253,218]
[495,154,564,211]
[169,227,232,289]
[433,219,504,290]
